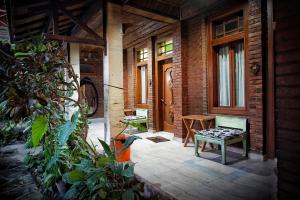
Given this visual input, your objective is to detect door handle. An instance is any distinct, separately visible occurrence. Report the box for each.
[160,98,167,105]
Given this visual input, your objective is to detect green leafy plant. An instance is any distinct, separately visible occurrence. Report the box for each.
[0,40,142,199]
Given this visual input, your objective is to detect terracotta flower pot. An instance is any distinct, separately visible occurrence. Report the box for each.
[113,134,130,162]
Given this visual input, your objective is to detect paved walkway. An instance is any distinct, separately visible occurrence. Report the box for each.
[88,120,277,200]
[0,143,42,199]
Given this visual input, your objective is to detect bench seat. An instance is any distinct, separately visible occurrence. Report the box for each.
[123,109,148,131]
[194,116,248,164]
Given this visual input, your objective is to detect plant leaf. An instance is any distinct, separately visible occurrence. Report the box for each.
[64,184,79,199]
[58,121,72,145]
[0,100,8,114]
[121,165,134,178]
[74,159,93,172]
[98,138,113,157]
[97,156,115,166]
[58,111,79,145]
[98,189,107,199]
[71,111,79,123]
[31,115,48,147]
[63,170,86,184]
[14,52,32,59]
[122,189,134,200]
[117,135,141,154]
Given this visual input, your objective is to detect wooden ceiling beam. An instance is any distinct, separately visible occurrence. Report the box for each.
[15,21,44,33]
[57,1,103,41]
[5,0,14,42]
[71,0,102,35]
[14,13,47,26]
[15,30,41,40]
[123,5,178,24]
[51,0,59,34]
[45,34,105,47]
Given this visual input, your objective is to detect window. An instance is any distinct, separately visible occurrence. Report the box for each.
[137,48,148,62]
[214,11,244,39]
[158,39,173,56]
[209,9,246,114]
[136,65,148,106]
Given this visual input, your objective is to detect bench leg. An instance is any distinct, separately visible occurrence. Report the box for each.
[221,142,226,165]
[195,137,200,157]
[242,138,247,158]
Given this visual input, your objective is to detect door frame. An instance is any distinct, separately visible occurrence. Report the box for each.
[155,58,173,131]
[266,0,275,159]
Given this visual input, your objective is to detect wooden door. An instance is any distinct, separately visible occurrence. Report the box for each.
[161,63,175,132]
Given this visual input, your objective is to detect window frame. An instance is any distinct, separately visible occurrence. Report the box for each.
[157,37,174,58]
[135,65,148,108]
[137,47,148,63]
[208,5,248,116]
[135,46,149,108]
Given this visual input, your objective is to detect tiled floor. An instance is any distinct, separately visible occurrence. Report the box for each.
[87,120,277,200]
[87,118,105,151]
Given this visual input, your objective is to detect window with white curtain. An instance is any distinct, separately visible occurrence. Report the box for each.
[136,65,148,105]
[234,42,245,107]
[216,41,245,108]
[219,45,230,106]
[140,66,147,104]
[209,9,246,113]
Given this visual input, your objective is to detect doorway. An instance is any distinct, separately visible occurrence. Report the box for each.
[156,59,175,133]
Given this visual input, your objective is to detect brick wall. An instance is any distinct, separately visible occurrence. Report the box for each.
[123,49,129,108]
[124,47,135,109]
[185,15,207,115]
[123,20,176,130]
[247,0,264,152]
[175,0,264,152]
[147,38,155,129]
[123,0,264,152]
[172,22,186,138]
[80,47,104,118]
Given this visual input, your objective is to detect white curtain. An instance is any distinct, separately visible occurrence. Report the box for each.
[219,45,230,106]
[234,42,245,107]
[141,66,147,104]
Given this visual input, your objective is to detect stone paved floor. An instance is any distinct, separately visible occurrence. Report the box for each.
[88,120,277,200]
[0,143,42,199]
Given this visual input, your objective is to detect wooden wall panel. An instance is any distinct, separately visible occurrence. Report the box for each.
[274,0,300,198]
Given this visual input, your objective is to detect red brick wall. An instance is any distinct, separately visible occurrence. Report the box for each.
[179,0,264,152]
[123,0,264,153]
[185,16,208,115]
[146,38,155,129]
[172,22,187,138]
[123,22,176,130]
[80,47,104,118]
[247,0,264,152]
[124,48,135,109]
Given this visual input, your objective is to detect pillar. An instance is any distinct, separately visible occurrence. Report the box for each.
[68,43,80,117]
[103,2,124,143]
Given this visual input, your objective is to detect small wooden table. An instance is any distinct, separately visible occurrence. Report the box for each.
[182,115,215,149]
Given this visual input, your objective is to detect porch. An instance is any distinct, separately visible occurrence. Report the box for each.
[88,120,276,200]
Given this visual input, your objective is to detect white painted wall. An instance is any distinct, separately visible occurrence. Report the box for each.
[67,43,80,118]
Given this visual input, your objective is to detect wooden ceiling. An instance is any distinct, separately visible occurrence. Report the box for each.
[122,0,183,19]
[7,0,98,41]
[5,0,229,42]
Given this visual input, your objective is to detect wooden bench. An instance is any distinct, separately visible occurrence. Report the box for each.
[123,108,148,131]
[194,116,247,164]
